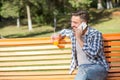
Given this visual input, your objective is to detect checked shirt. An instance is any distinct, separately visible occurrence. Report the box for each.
[59,27,109,74]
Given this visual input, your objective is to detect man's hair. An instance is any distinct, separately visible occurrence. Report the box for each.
[72,10,89,23]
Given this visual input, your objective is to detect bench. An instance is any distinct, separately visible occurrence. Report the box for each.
[0,33,120,80]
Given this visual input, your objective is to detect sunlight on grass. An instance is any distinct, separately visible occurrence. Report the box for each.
[0,25,54,38]
[92,16,120,33]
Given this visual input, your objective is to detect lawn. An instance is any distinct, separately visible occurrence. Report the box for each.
[0,25,54,38]
[92,15,120,33]
[0,8,120,38]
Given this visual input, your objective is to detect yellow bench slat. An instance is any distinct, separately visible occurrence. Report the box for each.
[0,59,70,67]
[109,63,120,67]
[0,70,77,76]
[0,50,71,56]
[0,75,75,80]
[106,58,120,62]
[0,44,71,51]
[0,65,69,71]
[104,41,120,46]
[105,53,120,57]
[0,55,71,61]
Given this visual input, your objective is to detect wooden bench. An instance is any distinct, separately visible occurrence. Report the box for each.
[0,33,120,80]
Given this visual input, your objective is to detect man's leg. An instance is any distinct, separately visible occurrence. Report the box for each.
[74,64,108,80]
[75,65,87,80]
[87,64,108,80]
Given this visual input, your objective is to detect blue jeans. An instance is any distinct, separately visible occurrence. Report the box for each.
[75,64,108,80]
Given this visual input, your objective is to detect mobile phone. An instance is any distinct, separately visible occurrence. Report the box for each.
[78,22,87,31]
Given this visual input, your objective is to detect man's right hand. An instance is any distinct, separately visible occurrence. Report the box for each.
[51,34,60,45]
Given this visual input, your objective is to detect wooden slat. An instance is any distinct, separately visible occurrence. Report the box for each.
[106,58,120,62]
[103,36,120,41]
[105,53,120,57]
[0,38,71,46]
[0,37,50,41]
[104,47,120,51]
[0,44,71,51]
[104,41,120,46]
[0,60,70,67]
[0,75,75,80]
[0,40,52,47]
[103,33,120,41]
[109,68,120,72]
[103,33,120,37]
[108,73,120,77]
[0,65,69,71]
[0,75,120,80]
[109,63,120,67]
[107,77,120,80]
[0,70,77,76]
[0,55,71,61]
[0,50,71,56]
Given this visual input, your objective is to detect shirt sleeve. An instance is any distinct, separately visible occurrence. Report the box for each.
[58,29,72,37]
[82,32,103,58]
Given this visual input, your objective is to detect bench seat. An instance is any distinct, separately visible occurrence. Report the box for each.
[0,33,120,80]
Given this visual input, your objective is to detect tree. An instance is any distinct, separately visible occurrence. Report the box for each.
[68,0,92,10]
[1,1,19,18]
[13,0,21,28]
[0,0,2,22]
[1,0,34,30]
[97,0,104,9]
[106,0,113,9]
[113,0,120,7]
[26,4,32,31]
[0,0,22,27]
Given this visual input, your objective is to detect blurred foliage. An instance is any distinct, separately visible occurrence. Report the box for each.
[0,0,120,29]
[1,1,19,18]
[69,0,92,10]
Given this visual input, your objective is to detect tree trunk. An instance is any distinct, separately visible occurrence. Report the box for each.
[26,5,32,31]
[106,0,113,9]
[17,17,20,28]
[114,0,120,7]
[97,0,104,9]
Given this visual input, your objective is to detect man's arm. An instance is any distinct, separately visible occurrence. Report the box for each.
[51,29,72,43]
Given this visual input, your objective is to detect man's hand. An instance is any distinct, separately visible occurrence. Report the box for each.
[51,34,59,45]
[74,27,84,47]
[74,26,83,39]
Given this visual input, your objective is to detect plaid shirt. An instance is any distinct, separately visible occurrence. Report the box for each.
[59,27,109,74]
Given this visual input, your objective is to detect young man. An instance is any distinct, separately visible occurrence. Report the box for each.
[51,10,109,80]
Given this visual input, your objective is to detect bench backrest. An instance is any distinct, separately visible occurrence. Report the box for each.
[0,33,120,80]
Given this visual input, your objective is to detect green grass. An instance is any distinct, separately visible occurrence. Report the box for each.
[92,16,120,33]
[0,25,54,38]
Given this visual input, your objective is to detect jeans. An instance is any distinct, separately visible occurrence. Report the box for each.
[75,64,108,80]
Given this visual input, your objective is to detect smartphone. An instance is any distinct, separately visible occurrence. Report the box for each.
[78,22,87,31]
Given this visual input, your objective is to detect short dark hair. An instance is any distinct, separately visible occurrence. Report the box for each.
[72,10,89,23]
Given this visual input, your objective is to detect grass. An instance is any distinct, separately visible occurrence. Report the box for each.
[92,16,120,33]
[0,25,54,38]
[0,8,120,38]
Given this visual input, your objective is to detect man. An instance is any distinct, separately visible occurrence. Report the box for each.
[51,10,109,80]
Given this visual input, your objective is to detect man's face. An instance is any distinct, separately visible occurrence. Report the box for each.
[71,16,82,32]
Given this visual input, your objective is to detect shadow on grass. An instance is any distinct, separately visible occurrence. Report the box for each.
[89,9,112,25]
[4,30,53,38]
